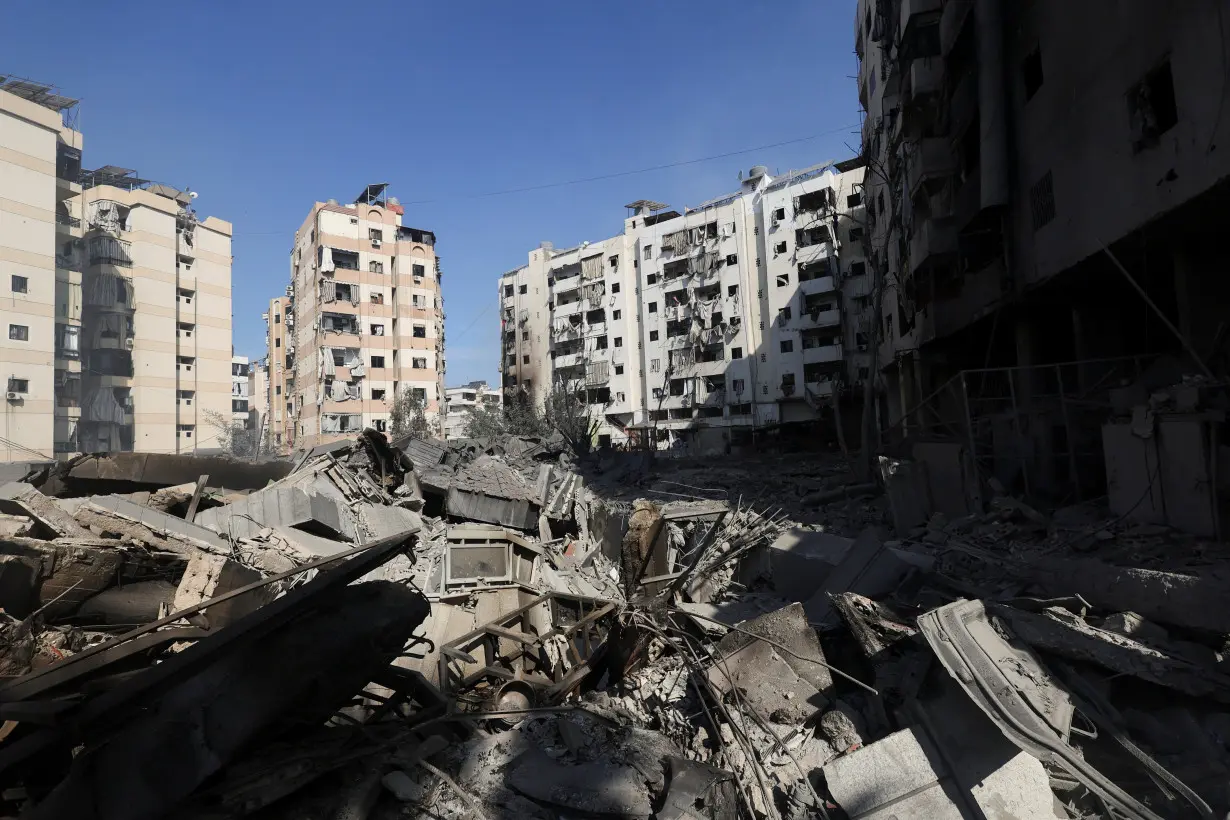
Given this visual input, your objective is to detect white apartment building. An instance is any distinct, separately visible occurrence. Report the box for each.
[277,185,446,451]
[443,380,501,438]
[498,161,869,453]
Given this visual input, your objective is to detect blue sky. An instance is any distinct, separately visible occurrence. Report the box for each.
[3,0,860,385]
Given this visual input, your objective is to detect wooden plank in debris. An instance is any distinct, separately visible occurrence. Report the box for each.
[184,474,209,522]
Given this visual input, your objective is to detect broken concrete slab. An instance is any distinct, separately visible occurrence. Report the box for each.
[194,485,357,543]
[747,527,853,602]
[507,748,654,817]
[707,634,825,724]
[714,602,832,693]
[173,553,272,630]
[445,456,539,530]
[77,580,177,625]
[823,726,967,819]
[991,603,1230,701]
[0,482,91,540]
[658,757,737,820]
[0,540,125,619]
[81,495,230,554]
[356,504,421,540]
[1020,556,1230,634]
[801,529,934,625]
[55,451,292,493]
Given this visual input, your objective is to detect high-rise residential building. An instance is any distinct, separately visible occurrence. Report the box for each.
[1,76,234,460]
[262,295,292,452]
[248,356,267,449]
[497,162,869,453]
[0,77,83,461]
[76,169,233,454]
[275,185,445,451]
[853,0,1230,497]
[443,380,501,439]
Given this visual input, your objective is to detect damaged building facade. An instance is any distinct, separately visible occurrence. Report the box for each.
[498,161,874,452]
[856,0,1230,505]
[0,76,234,461]
[268,185,446,453]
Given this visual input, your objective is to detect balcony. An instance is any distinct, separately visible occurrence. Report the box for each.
[900,0,941,39]
[664,303,692,321]
[699,388,725,407]
[554,351,583,369]
[555,300,583,317]
[906,138,954,198]
[798,274,837,296]
[55,253,82,272]
[88,237,133,268]
[909,217,957,275]
[585,321,607,337]
[586,361,610,386]
[802,342,844,364]
[552,276,581,295]
[903,56,943,106]
[798,307,841,329]
[805,380,836,399]
[666,334,692,351]
[55,212,81,233]
[692,358,727,377]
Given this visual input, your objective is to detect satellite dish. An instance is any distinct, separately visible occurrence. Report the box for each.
[189,191,199,199]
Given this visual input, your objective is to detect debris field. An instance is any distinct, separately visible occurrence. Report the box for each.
[0,425,1227,819]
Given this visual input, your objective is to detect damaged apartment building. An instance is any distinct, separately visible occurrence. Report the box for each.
[262,184,446,454]
[0,76,234,461]
[855,0,1230,503]
[497,161,875,453]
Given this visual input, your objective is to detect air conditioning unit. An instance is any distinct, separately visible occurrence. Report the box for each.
[371,239,382,248]
[5,392,20,401]
[124,338,135,349]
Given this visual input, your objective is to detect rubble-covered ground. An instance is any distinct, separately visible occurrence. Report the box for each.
[0,429,1227,820]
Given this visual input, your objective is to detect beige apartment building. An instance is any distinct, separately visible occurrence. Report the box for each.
[275,185,445,451]
[1,75,234,460]
[0,77,83,461]
[262,295,292,451]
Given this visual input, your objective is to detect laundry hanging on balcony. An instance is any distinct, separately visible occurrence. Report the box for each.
[82,387,126,424]
[320,246,335,273]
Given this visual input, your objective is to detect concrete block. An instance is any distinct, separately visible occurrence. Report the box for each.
[802,530,932,625]
[84,494,231,553]
[445,487,536,530]
[0,482,91,539]
[824,727,966,819]
[507,749,653,816]
[78,580,177,625]
[173,552,272,629]
[757,528,853,601]
[707,636,825,724]
[195,486,357,542]
[39,544,125,618]
[715,602,832,693]
[357,504,421,540]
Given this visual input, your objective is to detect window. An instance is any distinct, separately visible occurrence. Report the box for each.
[731,379,745,395]
[612,282,621,294]
[516,283,527,295]
[613,309,621,320]
[615,364,624,375]
[727,285,738,298]
[368,228,383,241]
[504,284,513,297]
[409,324,425,338]
[614,337,623,347]
[412,357,427,369]
[371,291,384,304]
[276,385,282,395]
[850,261,866,277]
[776,273,789,288]
[1128,60,1177,152]
[773,207,785,221]
[1022,47,1043,101]
[273,313,280,322]
[369,261,384,274]
[7,378,28,394]
[649,330,659,341]
[374,418,387,432]
[726,254,737,266]
[644,245,653,260]
[522,354,530,364]
[177,424,194,438]
[522,330,529,340]
[371,355,386,368]
[413,294,426,308]
[596,335,608,350]
[774,241,787,254]
[648,301,658,313]
[847,192,862,208]
[646,273,658,285]
[370,323,385,336]
[849,227,864,242]
[413,264,426,278]
[11,276,26,294]
[412,387,427,401]
[731,347,743,360]
[780,340,794,353]
[8,325,28,341]
[650,358,661,372]
[372,388,386,401]
[275,338,282,348]
[779,306,792,322]
[608,255,619,269]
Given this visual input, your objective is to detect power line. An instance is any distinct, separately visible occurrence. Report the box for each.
[230,125,860,235]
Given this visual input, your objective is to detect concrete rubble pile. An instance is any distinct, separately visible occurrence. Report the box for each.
[0,429,1227,819]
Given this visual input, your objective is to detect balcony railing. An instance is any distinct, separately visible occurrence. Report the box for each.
[56,213,81,228]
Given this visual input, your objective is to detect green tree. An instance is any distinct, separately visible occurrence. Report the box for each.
[390,388,431,438]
